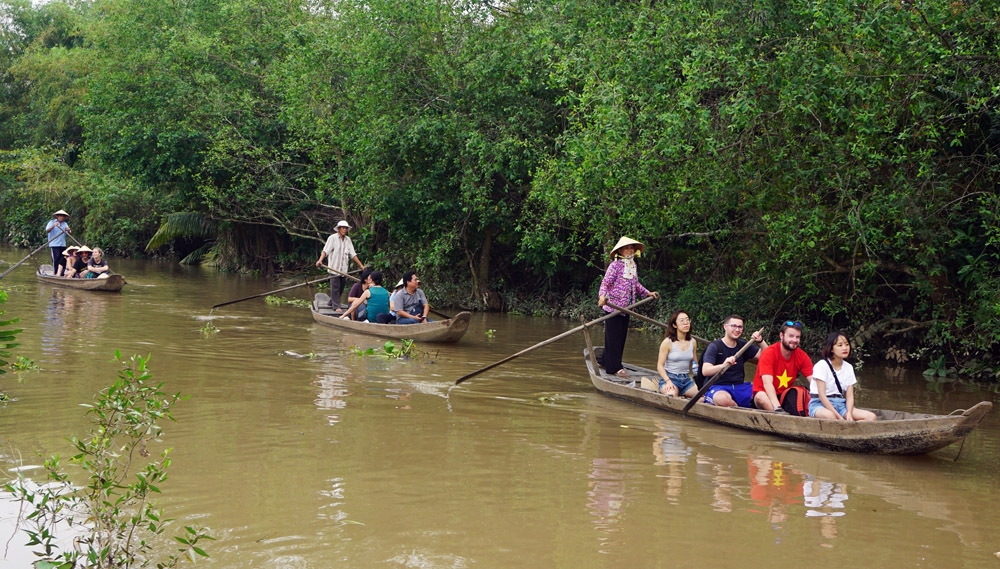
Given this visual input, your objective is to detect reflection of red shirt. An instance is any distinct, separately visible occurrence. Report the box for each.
[748,459,804,507]
[751,343,813,395]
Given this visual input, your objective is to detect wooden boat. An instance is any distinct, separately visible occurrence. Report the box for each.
[580,343,992,455]
[36,264,125,292]
[310,293,472,343]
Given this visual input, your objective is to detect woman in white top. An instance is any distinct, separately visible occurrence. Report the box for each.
[655,310,699,398]
[808,332,877,421]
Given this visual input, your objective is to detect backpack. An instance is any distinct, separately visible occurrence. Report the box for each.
[779,385,810,417]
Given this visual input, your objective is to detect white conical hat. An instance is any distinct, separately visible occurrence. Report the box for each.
[394,278,404,289]
[610,236,645,258]
[77,245,93,253]
[53,209,70,217]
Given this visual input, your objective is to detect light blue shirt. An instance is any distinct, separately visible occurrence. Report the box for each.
[46,220,69,247]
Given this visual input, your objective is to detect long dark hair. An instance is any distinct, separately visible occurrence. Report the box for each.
[666,311,690,342]
[820,331,850,360]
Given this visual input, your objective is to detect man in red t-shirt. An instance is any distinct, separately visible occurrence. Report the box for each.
[752,322,814,411]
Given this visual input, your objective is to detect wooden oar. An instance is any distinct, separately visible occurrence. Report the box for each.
[604,302,710,345]
[682,326,765,414]
[454,295,656,385]
[211,276,330,310]
[0,230,67,279]
[321,266,361,282]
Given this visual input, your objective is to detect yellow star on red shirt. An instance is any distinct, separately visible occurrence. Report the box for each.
[776,370,794,389]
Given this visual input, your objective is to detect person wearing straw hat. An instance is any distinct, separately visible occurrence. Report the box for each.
[45,209,72,276]
[59,245,79,277]
[598,237,659,378]
[315,220,365,308]
[67,245,92,278]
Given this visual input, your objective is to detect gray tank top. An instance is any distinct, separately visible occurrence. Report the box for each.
[664,341,694,374]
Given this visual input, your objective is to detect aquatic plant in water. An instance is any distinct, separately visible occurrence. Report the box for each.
[4,352,212,568]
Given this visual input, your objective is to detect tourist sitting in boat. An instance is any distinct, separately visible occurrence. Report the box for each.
[701,315,766,408]
[655,310,700,398]
[340,271,390,323]
[809,332,877,421]
[382,271,431,324]
[346,268,373,321]
[84,247,110,278]
[752,321,814,411]
[58,245,79,277]
[597,236,658,378]
[67,246,92,278]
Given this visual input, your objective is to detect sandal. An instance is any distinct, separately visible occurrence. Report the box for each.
[615,369,630,378]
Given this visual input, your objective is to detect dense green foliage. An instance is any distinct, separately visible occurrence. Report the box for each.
[1,0,998,376]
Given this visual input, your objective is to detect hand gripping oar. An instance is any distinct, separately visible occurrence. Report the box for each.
[211,276,331,310]
[454,295,657,385]
[0,230,68,279]
[604,302,710,345]
[682,326,765,414]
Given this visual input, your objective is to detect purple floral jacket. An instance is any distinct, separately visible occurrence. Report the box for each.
[599,259,650,313]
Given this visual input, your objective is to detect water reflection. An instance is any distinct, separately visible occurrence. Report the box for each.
[40,288,107,355]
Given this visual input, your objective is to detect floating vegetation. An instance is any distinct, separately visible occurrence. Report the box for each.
[350,339,422,360]
[200,321,220,336]
[11,355,38,372]
[484,329,496,339]
[265,295,311,308]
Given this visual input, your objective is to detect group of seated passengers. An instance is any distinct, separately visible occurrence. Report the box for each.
[58,246,110,279]
[653,312,876,421]
[340,270,432,325]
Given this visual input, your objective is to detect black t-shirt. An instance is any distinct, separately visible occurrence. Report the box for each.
[73,258,88,273]
[702,339,760,385]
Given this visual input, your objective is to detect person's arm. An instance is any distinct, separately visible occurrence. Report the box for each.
[700,343,727,377]
[843,384,856,422]
[597,262,620,307]
[419,292,429,319]
[46,220,56,232]
[760,376,780,411]
[340,290,369,319]
[747,331,766,361]
[315,251,328,267]
[815,378,844,420]
[656,339,671,382]
[351,255,364,270]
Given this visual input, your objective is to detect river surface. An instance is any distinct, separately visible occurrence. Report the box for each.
[1,248,999,568]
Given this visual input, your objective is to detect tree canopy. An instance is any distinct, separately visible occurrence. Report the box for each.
[1,0,998,377]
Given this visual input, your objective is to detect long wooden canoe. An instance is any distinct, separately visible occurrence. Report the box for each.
[311,293,472,343]
[581,345,992,455]
[36,264,125,292]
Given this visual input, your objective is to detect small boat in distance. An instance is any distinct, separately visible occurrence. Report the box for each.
[310,293,472,343]
[581,343,992,455]
[36,264,125,292]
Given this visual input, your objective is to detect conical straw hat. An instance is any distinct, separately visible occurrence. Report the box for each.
[610,236,645,258]
[77,245,93,253]
[53,209,70,217]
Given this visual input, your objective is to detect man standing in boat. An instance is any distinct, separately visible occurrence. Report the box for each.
[45,209,71,276]
[385,271,431,324]
[752,321,814,411]
[701,315,767,408]
[315,220,365,308]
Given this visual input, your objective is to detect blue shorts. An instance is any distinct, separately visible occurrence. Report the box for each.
[666,372,696,395]
[809,396,847,417]
[704,383,754,408]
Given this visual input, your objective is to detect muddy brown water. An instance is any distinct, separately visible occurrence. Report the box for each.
[1,249,999,568]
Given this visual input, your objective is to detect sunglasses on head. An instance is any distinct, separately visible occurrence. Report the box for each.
[784,321,803,327]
